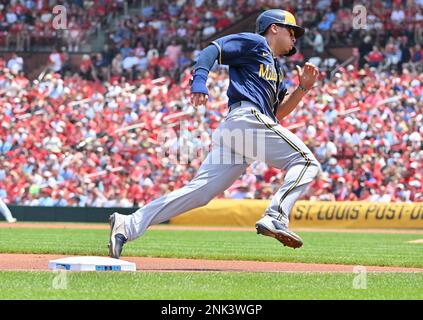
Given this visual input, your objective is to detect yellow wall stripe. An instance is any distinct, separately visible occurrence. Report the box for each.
[170,200,423,229]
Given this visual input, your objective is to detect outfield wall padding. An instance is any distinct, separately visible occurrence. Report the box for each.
[5,201,423,228]
[170,200,423,229]
[6,205,139,223]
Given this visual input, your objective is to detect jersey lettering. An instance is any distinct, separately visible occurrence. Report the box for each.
[259,64,278,82]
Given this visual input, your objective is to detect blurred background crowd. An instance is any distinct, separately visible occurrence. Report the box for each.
[0,0,422,207]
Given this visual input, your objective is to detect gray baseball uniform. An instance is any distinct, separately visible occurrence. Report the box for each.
[0,198,16,223]
[108,11,320,258]
[123,101,320,241]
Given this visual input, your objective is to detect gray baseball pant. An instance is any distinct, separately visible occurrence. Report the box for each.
[124,101,320,241]
[0,199,14,222]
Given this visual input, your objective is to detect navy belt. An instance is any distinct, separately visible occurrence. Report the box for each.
[228,101,262,113]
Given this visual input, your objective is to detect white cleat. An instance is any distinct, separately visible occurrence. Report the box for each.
[8,218,17,224]
[255,215,303,249]
[108,212,128,259]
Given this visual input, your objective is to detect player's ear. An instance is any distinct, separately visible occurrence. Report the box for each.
[265,24,277,35]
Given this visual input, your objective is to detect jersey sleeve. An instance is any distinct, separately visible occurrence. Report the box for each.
[278,79,288,102]
[210,33,261,66]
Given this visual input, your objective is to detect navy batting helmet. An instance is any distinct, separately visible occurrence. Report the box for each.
[256,9,304,56]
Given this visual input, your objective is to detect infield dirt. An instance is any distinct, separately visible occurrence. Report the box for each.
[1,223,422,273]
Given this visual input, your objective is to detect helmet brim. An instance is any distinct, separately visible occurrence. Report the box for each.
[258,24,305,39]
[280,24,305,39]
[291,25,305,39]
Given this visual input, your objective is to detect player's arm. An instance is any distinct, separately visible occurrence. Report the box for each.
[276,62,319,121]
[276,86,308,121]
[190,45,219,107]
[191,34,257,107]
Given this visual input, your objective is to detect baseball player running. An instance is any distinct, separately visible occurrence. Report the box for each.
[108,9,321,259]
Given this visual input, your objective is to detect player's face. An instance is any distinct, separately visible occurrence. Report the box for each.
[277,26,296,55]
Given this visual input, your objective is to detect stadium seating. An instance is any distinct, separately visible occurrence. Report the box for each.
[0,0,421,207]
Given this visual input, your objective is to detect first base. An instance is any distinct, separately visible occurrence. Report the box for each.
[48,256,136,272]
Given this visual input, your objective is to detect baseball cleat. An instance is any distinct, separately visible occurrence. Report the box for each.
[8,218,17,223]
[255,215,303,249]
[108,212,128,259]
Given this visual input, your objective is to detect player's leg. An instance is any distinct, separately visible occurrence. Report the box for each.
[124,149,248,240]
[254,110,320,248]
[224,107,320,220]
[225,105,320,248]
[108,141,248,258]
[0,199,16,223]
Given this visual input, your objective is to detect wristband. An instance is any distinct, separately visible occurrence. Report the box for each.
[297,84,309,92]
[191,74,209,95]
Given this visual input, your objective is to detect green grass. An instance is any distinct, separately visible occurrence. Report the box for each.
[0,271,422,300]
[1,226,423,300]
[0,227,422,267]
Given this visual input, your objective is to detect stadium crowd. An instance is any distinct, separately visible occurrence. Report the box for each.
[1,0,422,60]
[0,0,132,52]
[0,53,421,207]
[0,0,422,207]
[87,0,422,81]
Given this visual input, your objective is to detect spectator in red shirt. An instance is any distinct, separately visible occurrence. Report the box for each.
[365,46,385,68]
